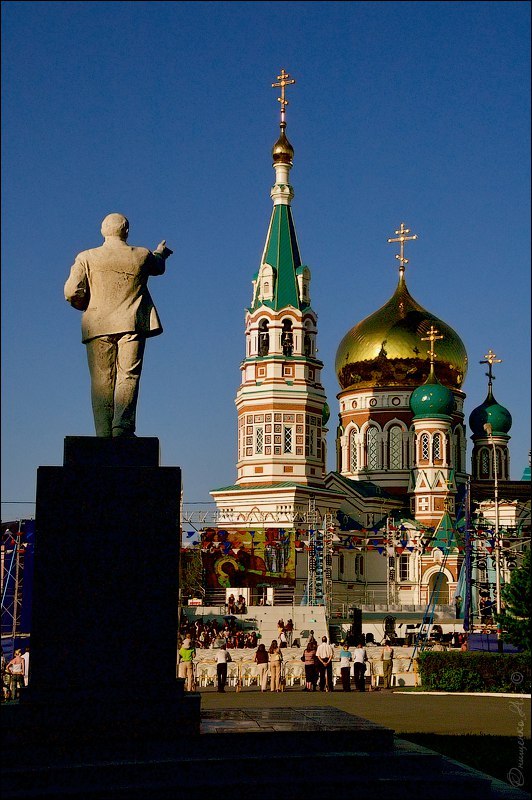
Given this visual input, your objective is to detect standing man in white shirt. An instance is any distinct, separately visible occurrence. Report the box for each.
[316,636,335,692]
[353,641,368,692]
[216,643,232,693]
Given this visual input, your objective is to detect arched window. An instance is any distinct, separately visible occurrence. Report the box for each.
[282,319,293,356]
[495,448,502,479]
[367,427,380,469]
[420,433,430,461]
[389,426,403,469]
[455,428,462,472]
[303,325,312,356]
[350,429,358,472]
[258,319,269,356]
[433,433,442,461]
[480,448,490,478]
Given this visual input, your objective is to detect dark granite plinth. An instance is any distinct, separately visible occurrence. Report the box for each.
[64,435,160,466]
[19,436,200,747]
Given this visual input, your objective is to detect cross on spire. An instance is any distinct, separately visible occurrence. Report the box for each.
[272,69,296,124]
[421,325,444,368]
[387,222,418,275]
[480,349,502,389]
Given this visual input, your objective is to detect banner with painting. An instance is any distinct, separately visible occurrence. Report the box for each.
[200,528,297,588]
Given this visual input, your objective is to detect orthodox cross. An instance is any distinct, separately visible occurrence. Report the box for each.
[421,325,444,367]
[272,68,296,124]
[480,349,502,389]
[387,222,418,274]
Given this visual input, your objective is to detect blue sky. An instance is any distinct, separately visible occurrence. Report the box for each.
[2,1,530,522]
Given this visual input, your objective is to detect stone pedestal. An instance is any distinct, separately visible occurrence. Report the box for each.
[16,436,200,748]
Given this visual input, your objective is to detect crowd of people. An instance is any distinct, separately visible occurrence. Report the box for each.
[179,617,259,650]
[299,635,375,692]
[176,627,409,694]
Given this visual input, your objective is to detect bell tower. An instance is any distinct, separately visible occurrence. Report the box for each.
[409,326,457,525]
[212,70,343,527]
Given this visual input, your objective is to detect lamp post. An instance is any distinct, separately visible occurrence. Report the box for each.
[483,422,503,652]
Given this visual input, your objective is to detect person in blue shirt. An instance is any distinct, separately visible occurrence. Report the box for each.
[338,642,353,691]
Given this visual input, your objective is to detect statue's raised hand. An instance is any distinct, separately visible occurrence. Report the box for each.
[154,240,173,260]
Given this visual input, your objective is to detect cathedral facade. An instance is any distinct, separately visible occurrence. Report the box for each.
[207,72,529,635]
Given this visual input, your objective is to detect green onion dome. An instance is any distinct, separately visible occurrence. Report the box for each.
[469,387,512,436]
[336,273,468,390]
[410,367,455,419]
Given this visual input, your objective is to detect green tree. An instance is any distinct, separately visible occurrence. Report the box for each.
[497,549,531,652]
[180,546,204,601]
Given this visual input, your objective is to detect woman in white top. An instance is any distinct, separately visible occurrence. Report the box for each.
[268,641,283,692]
[380,641,394,689]
[6,649,25,701]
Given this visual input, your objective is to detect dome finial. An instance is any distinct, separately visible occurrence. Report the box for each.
[271,69,296,166]
[480,348,502,397]
[387,222,418,278]
[272,68,296,127]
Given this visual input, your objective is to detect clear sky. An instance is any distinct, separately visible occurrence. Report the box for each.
[2,1,530,523]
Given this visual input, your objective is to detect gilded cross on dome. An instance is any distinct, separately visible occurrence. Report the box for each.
[480,349,502,389]
[387,222,418,274]
[421,325,444,367]
[272,69,296,124]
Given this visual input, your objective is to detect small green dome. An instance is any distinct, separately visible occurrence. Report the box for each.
[469,388,512,436]
[410,369,455,419]
[322,402,330,425]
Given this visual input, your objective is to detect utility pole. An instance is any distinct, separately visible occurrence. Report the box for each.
[484,422,503,653]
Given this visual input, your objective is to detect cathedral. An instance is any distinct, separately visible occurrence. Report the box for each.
[202,71,530,640]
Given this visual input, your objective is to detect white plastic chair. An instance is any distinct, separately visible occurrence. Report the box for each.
[370,659,383,689]
[332,661,344,687]
[241,662,259,687]
[284,661,302,687]
[227,662,240,687]
[391,659,409,687]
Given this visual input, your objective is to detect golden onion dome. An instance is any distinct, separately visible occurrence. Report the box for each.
[335,273,468,391]
[272,123,294,164]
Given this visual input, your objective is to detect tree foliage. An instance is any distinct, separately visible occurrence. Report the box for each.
[179,547,204,600]
[497,548,531,652]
